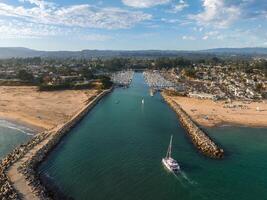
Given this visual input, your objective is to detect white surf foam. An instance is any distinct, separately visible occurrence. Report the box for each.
[0,119,34,136]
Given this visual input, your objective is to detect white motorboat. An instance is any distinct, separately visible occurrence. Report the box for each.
[162,135,180,172]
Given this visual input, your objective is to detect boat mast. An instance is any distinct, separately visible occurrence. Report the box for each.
[165,135,173,158]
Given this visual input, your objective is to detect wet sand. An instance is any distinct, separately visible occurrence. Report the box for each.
[165,95,267,128]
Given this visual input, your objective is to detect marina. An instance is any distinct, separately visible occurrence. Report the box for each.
[37,73,267,200]
[143,71,175,90]
[111,70,134,87]
[0,73,266,200]
[0,1,266,199]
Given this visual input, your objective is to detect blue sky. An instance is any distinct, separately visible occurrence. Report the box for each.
[0,0,266,50]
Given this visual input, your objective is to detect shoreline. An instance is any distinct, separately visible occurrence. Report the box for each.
[164,95,267,129]
[0,117,41,135]
[199,120,267,129]
[204,121,267,129]
[0,88,112,200]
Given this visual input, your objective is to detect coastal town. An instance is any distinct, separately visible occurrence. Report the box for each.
[1,0,267,198]
[0,56,266,130]
[162,64,266,101]
[0,58,266,101]
[0,56,266,199]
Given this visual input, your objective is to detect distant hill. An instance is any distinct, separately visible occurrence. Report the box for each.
[200,48,267,55]
[0,47,42,58]
[0,47,267,59]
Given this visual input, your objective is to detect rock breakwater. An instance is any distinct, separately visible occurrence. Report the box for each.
[0,131,51,199]
[0,89,111,200]
[162,93,224,159]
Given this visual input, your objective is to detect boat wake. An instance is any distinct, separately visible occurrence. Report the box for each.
[179,171,197,185]
[172,170,197,187]
[0,119,34,136]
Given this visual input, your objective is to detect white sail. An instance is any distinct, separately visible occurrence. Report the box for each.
[162,135,180,172]
[166,135,173,158]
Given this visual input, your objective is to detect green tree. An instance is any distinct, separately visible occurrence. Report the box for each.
[100,76,113,89]
[211,57,220,65]
[255,83,264,92]
[81,67,94,80]
[184,67,196,78]
[17,70,34,82]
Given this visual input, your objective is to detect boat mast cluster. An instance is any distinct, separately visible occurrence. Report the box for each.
[111,70,134,87]
[143,71,175,90]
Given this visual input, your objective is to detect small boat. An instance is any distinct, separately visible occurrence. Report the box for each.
[141,98,145,104]
[162,135,180,172]
[149,89,154,97]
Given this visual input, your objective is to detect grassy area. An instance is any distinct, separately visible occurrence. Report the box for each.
[38,79,111,91]
[0,80,36,86]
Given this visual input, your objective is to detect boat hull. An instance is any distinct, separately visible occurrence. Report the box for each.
[162,158,180,172]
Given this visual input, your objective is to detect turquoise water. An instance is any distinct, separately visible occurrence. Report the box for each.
[0,120,32,159]
[39,73,267,200]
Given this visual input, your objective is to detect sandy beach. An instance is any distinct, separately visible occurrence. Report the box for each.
[1,89,110,200]
[164,94,267,128]
[0,86,99,132]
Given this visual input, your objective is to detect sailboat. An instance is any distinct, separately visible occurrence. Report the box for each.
[162,135,180,172]
[141,98,145,104]
[149,89,154,97]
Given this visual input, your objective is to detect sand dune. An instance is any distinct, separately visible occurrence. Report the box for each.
[0,86,98,132]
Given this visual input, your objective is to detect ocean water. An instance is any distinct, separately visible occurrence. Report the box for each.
[0,119,33,159]
[38,73,267,200]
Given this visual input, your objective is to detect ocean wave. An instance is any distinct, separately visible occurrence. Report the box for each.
[0,119,34,136]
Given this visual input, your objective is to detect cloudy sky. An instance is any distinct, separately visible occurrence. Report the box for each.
[0,0,266,50]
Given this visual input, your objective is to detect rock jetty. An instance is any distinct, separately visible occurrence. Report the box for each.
[162,93,224,158]
[0,89,112,200]
[0,131,51,200]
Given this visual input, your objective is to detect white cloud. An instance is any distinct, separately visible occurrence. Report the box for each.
[18,0,54,9]
[199,27,203,32]
[82,34,112,41]
[206,31,219,36]
[0,1,152,29]
[182,35,196,40]
[190,0,241,28]
[0,19,65,39]
[161,18,181,24]
[202,30,224,40]
[131,33,158,39]
[0,18,112,41]
[169,0,189,13]
[122,0,170,8]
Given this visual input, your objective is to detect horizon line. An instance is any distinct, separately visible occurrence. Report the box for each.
[0,46,267,52]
